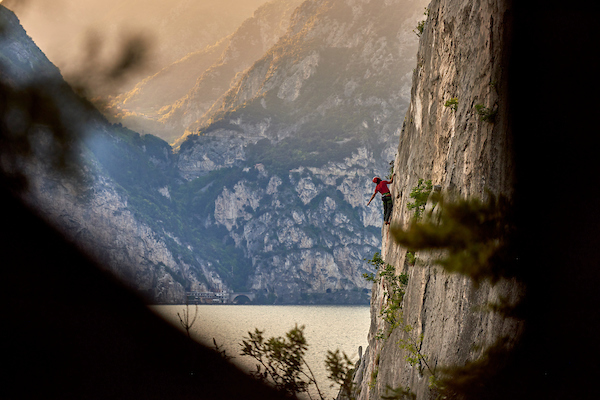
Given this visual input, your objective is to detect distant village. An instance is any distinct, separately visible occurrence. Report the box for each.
[185,291,255,304]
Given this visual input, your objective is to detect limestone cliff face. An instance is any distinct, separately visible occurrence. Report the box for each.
[354,1,523,398]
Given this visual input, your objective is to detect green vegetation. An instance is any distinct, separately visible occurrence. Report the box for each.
[325,349,356,400]
[176,301,198,339]
[369,352,380,390]
[379,264,409,338]
[241,325,323,397]
[406,251,417,266]
[362,252,420,398]
[392,193,517,284]
[240,325,356,399]
[406,178,433,220]
[413,8,429,38]
[363,272,376,282]
[363,184,519,398]
[363,252,409,340]
[362,251,385,282]
[386,158,395,180]
[413,20,425,37]
[369,367,379,390]
[474,104,497,122]
[398,323,435,378]
[381,385,416,400]
[444,97,458,111]
[379,189,524,400]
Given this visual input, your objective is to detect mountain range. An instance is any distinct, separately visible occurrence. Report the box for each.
[9,0,272,97]
[1,0,428,304]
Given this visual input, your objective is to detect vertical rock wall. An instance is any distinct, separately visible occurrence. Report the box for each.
[356,1,523,398]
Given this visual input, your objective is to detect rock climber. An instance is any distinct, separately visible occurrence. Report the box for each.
[367,174,395,225]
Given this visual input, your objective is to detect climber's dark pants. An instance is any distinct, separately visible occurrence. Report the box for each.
[382,195,393,223]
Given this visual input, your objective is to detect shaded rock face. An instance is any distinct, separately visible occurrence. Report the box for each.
[354,1,524,399]
[24,166,188,304]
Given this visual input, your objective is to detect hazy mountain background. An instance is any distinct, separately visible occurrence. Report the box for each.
[102,0,304,143]
[5,0,271,96]
[3,0,429,304]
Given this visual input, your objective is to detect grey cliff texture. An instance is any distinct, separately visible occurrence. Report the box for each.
[354,0,523,398]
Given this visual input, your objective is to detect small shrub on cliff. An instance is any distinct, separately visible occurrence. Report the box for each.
[382,384,416,400]
[363,251,386,283]
[474,104,497,122]
[363,272,376,282]
[365,251,385,268]
[413,8,429,38]
[407,179,433,220]
[413,20,425,37]
[380,268,409,337]
[364,251,410,339]
[369,367,379,389]
[444,98,458,111]
[398,323,435,378]
[406,251,417,266]
[392,192,518,284]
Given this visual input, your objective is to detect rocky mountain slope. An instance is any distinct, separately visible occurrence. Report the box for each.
[170,0,429,303]
[104,0,303,143]
[350,1,524,398]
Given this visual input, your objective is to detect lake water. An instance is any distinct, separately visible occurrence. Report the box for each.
[151,304,370,399]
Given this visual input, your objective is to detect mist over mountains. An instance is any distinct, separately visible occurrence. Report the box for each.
[2,0,428,304]
[103,0,303,143]
[8,0,271,96]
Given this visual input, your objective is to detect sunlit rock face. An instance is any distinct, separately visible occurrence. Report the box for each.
[353,1,524,399]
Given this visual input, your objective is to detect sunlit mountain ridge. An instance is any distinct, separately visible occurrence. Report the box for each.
[103,0,303,143]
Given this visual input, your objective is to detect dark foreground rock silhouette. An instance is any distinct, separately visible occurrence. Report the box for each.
[1,187,287,400]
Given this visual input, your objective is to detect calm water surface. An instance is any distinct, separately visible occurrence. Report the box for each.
[151,305,370,399]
